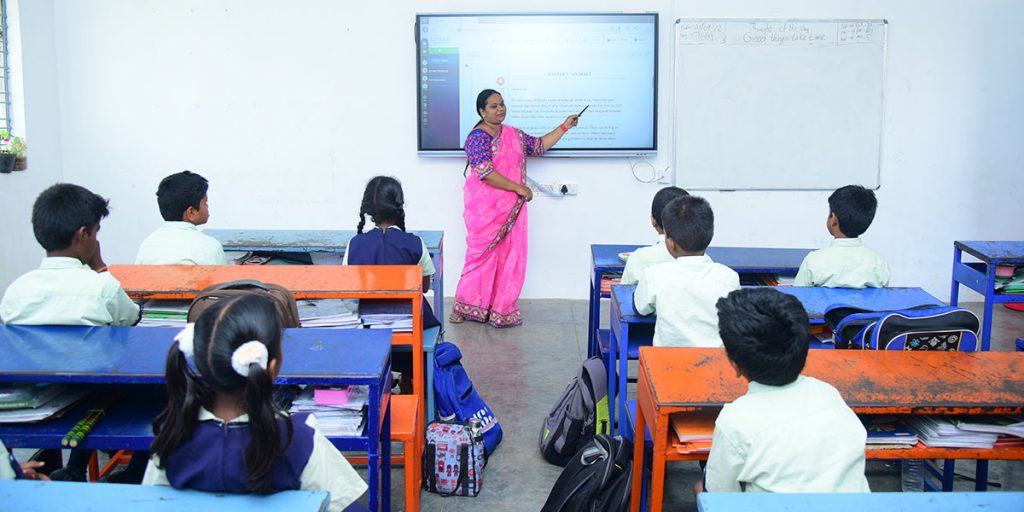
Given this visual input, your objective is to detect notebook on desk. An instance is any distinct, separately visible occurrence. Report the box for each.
[671,411,717,454]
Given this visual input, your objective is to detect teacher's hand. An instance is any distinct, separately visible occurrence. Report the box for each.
[563,114,580,129]
[516,185,534,202]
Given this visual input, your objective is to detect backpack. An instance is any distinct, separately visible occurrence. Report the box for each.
[540,434,633,512]
[433,340,503,455]
[187,280,301,328]
[422,420,487,497]
[824,304,980,351]
[539,357,610,467]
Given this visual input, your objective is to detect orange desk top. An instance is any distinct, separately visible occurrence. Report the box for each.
[641,347,1024,415]
[110,265,421,300]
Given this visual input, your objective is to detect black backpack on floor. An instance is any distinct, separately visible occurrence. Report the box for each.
[540,435,633,512]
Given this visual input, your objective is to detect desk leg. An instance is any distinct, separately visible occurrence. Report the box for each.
[949,246,962,307]
[618,322,629,439]
[433,250,444,332]
[976,460,989,491]
[608,324,618,437]
[588,271,599,358]
[630,398,647,512]
[381,398,392,512]
[982,265,996,352]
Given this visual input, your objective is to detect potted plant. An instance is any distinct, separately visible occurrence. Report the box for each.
[0,130,24,173]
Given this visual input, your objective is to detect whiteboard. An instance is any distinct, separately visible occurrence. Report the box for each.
[673,19,886,190]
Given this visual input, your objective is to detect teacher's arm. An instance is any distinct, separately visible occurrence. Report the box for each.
[540,114,580,150]
[466,130,533,201]
[483,173,533,202]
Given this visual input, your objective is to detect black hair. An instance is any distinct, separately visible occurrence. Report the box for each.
[661,195,714,253]
[357,176,406,234]
[151,294,288,494]
[716,288,810,386]
[827,185,877,238]
[651,186,688,229]
[473,88,501,129]
[157,171,209,222]
[31,183,110,252]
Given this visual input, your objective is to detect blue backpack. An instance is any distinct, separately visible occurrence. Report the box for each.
[824,304,980,351]
[434,340,503,455]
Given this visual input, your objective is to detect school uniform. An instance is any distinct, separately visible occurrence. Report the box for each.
[793,237,890,288]
[705,375,870,493]
[143,409,366,512]
[1,440,16,480]
[343,226,439,328]
[135,221,227,265]
[620,235,675,285]
[0,257,139,326]
[633,255,740,347]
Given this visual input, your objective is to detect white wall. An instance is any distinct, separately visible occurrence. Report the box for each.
[2,0,1022,301]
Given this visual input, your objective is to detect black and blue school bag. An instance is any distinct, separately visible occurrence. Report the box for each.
[433,340,503,455]
[824,304,980,351]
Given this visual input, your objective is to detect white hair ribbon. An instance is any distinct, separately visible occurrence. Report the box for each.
[230,341,269,377]
[174,323,196,358]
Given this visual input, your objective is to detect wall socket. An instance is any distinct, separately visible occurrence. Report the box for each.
[533,181,579,196]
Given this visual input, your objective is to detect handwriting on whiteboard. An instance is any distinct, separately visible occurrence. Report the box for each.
[678,21,884,46]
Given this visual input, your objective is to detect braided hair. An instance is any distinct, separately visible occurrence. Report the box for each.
[357,176,406,233]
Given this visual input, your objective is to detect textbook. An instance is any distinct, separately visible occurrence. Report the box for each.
[0,388,92,423]
[297,299,361,329]
[0,383,68,410]
[862,416,919,445]
[949,415,1024,438]
[289,386,368,437]
[671,412,717,454]
[905,415,999,448]
[359,300,413,333]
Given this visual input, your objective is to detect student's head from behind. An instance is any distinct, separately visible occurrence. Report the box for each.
[31,183,110,260]
[152,294,286,493]
[827,185,877,238]
[157,171,210,225]
[717,288,810,386]
[650,186,688,233]
[357,175,406,234]
[661,195,714,257]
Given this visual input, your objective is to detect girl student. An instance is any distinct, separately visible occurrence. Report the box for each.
[143,294,368,512]
[343,176,440,393]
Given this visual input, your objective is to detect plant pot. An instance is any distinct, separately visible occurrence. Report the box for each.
[13,155,26,171]
[0,153,15,174]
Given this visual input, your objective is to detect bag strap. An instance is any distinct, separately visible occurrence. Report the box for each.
[207,279,270,291]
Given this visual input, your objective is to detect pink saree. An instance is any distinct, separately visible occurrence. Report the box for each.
[451,124,541,328]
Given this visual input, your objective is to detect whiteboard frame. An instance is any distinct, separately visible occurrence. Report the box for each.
[672,18,888,191]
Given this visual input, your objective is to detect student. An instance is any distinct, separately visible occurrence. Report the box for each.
[699,287,870,493]
[135,170,227,265]
[633,195,740,347]
[619,186,689,285]
[0,183,141,482]
[343,176,439,392]
[144,295,368,512]
[793,184,890,288]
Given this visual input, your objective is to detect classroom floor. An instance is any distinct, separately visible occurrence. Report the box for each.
[397,299,1024,511]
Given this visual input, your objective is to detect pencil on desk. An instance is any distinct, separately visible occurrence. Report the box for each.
[60,395,118,447]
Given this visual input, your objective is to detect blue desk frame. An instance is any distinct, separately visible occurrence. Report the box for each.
[696,491,1024,512]
[207,229,446,330]
[0,325,393,512]
[588,245,811,359]
[950,241,1024,351]
[608,285,944,438]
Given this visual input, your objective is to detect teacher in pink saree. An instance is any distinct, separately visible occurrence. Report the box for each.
[450,89,579,328]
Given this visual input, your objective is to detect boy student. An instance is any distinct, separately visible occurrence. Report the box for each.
[619,186,689,285]
[633,195,740,347]
[793,184,890,288]
[699,288,870,493]
[135,170,227,265]
[1,183,141,482]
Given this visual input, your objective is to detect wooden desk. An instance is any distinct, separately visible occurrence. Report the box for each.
[631,348,1024,512]
[0,480,331,511]
[696,491,1024,512]
[588,245,811,358]
[607,285,944,437]
[950,241,1024,351]
[206,228,446,330]
[0,325,390,512]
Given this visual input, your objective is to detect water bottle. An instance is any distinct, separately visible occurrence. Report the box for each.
[901,459,924,491]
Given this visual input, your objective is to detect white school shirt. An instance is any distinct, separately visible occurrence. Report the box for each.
[633,255,740,347]
[341,226,436,276]
[793,237,890,288]
[0,257,140,326]
[135,222,227,265]
[143,408,367,512]
[705,375,871,493]
[620,235,675,286]
[0,439,15,480]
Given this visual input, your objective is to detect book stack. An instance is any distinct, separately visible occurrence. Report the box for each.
[670,412,717,454]
[861,416,919,449]
[359,300,413,333]
[950,415,1024,448]
[138,300,191,327]
[600,271,623,295]
[905,415,1000,448]
[288,386,368,437]
[996,266,1024,294]
[0,383,91,423]
[297,299,361,329]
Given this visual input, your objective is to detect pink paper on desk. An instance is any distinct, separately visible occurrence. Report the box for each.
[314,388,350,406]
